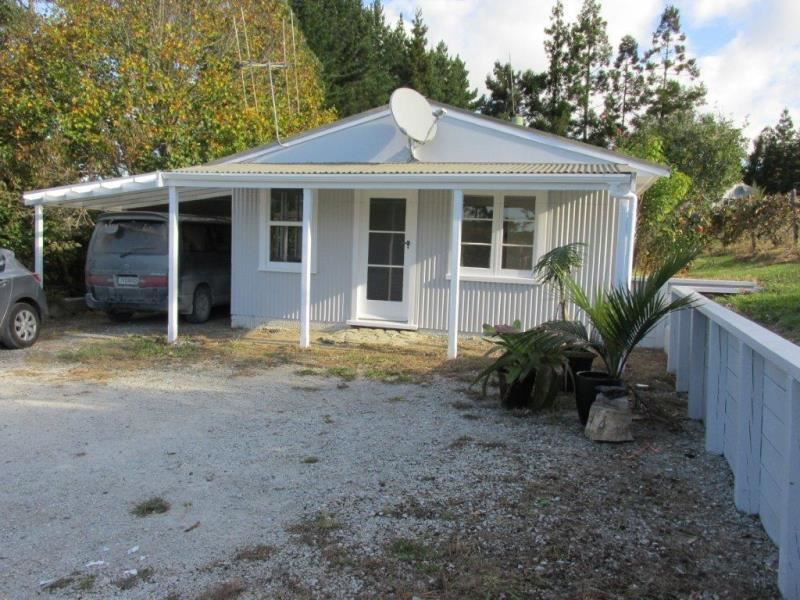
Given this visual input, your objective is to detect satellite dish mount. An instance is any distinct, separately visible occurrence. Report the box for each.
[390,88,446,160]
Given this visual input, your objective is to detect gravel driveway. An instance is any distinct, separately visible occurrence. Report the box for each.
[0,321,780,599]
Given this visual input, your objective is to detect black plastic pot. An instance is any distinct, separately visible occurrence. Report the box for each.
[498,369,537,409]
[562,351,595,392]
[574,370,622,425]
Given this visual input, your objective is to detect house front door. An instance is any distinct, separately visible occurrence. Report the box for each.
[356,191,417,323]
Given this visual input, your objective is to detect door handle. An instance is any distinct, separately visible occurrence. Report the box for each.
[404,240,411,249]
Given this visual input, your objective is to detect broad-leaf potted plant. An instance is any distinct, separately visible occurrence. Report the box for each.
[533,242,594,391]
[555,248,698,424]
[475,324,569,410]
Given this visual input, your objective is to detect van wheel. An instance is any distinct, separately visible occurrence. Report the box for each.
[2,302,40,349]
[186,285,212,324]
[107,311,133,323]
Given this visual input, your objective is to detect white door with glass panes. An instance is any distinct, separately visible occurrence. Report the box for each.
[460,192,546,279]
[355,191,418,322]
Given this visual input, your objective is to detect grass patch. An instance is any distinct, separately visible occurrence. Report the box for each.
[301,456,319,464]
[287,512,342,546]
[76,575,95,591]
[234,544,275,561]
[388,538,430,562]
[688,251,800,343]
[131,496,170,517]
[326,365,357,380]
[294,368,320,376]
[387,395,406,402]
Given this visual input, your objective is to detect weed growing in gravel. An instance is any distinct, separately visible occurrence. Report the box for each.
[294,368,320,376]
[387,395,406,402]
[234,544,275,561]
[449,435,474,449]
[76,575,95,591]
[131,496,170,517]
[389,538,430,561]
[326,366,356,380]
[301,456,319,464]
[287,512,342,546]
[323,414,334,424]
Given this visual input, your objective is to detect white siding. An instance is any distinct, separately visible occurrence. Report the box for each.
[414,189,619,333]
[231,188,354,328]
[231,187,620,332]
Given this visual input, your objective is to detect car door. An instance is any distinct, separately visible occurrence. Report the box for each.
[0,252,15,324]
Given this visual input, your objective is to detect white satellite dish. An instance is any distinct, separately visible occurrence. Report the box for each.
[390,88,446,156]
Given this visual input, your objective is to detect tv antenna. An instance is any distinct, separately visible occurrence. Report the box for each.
[233,5,301,145]
[389,88,446,160]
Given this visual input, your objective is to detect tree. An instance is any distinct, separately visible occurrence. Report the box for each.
[567,0,612,144]
[744,109,800,194]
[601,35,646,141]
[643,5,705,121]
[476,62,525,121]
[541,0,573,136]
[0,0,334,291]
[406,10,433,96]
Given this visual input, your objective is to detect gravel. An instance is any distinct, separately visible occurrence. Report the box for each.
[0,333,780,599]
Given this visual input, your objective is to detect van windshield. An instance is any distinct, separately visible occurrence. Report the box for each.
[92,221,167,256]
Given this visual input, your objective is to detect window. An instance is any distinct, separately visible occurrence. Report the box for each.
[458,192,544,280]
[259,188,316,272]
[270,189,302,263]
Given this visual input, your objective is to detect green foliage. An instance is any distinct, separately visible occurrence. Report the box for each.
[689,253,800,343]
[567,0,611,143]
[559,246,698,379]
[0,0,333,292]
[533,242,585,321]
[744,109,800,194]
[643,5,705,122]
[292,1,477,116]
[473,325,569,411]
[711,190,793,252]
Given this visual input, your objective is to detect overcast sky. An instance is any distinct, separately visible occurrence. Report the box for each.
[382,0,800,142]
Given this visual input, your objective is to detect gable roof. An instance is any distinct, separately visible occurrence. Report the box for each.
[209,101,668,180]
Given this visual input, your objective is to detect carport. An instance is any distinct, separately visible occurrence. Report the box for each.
[22,174,234,343]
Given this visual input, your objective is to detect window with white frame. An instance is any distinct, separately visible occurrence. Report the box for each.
[459,192,544,279]
[259,188,315,272]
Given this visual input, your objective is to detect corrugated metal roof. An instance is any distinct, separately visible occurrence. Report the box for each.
[172,162,633,176]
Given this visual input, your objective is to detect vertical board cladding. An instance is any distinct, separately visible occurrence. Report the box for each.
[231,188,354,327]
[414,189,620,333]
[760,362,788,543]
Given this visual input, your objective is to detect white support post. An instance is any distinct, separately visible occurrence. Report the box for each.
[734,342,762,514]
[676,308,692,392]
[611,179,637,290]
[625,192,638,288]
[705,321,724,454]
[667,290,679,374]
[447,189,463,359]
[167,186,179,344]
[779,377,800,598]
[299,188,312,349]
[687,310,707,420]
[34,204,43,286]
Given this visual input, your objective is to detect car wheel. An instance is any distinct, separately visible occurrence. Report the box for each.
[1,302,40,349]
[107,311,134,323]
[186,285,212,324]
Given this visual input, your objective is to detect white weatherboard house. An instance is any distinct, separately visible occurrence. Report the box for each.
[23,91,668,357]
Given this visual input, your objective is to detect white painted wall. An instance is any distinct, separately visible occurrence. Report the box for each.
[667,286,800,599]
[231,187,621,333]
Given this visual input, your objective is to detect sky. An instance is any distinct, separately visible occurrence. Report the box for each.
[381,0,800,143]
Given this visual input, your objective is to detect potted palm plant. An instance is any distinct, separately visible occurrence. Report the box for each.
[533,243,594,391]
[555,248,698,424]
[475,325,569,410]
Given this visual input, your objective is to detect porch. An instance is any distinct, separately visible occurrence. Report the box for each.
[23,162,641,358]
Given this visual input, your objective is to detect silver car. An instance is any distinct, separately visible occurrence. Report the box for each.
[0,249,48,349]
[85,212,231,323]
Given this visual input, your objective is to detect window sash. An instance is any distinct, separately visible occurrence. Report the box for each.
[459,192,539,277]
[259,189,316,273]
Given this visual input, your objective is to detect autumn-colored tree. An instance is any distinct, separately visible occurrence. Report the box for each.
[0,0,334,291]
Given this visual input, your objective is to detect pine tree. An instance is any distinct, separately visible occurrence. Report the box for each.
[476,62,524,120]
[407,10,433,96]
[541,0,573,136]
[643,5,705,121]
[745,110,800,194]
[567,0,611,143]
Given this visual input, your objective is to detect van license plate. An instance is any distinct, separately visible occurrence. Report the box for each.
[116,276,139,287]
